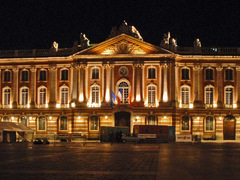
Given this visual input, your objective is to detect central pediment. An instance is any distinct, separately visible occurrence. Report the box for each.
[101,40,146,55]
[75,34,172,55]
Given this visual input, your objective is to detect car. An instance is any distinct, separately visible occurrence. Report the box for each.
[33,138,49,145]
[122,134,139,143]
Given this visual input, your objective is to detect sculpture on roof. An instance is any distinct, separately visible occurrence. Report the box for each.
[160,32,171,47]
[80,33,90,48]
[193,38,201,48]
[108,20,143,40]
[50,41,58,53]
[170,38,177,47]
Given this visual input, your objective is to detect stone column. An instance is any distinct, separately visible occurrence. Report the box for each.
[48,65,57,108]
[0,69,2,107]
[12,67,19,108]
[236,66,240,107]
[193,64,203,107]
[170,63,175,105]
[30,67,36,108]
[134,63,143,105]
[101,65,106,105]
[162,63,168,103]
[158,65,162,104]
[216,65,223,108]
[105,64,111,104]
[85,66,88,101]
[175,64,179,106]
[79,63,87,106]
[71,63,79,105]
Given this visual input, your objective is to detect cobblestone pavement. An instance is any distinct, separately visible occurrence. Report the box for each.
[0,142,240,180]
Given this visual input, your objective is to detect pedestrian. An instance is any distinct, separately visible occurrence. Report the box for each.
[109,130,114,145]
[116,130,120,142]
[119,130,123,142]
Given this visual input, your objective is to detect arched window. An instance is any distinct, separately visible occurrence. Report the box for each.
[61,69,68,81]
[91,67,100,79]
[147,85,156,106]
[181,86,190,107]
[38,87,47,105]
[38,116,46,131]
[39,70,47,81]
[4,71,11,82]
[182,116,190,131]
[91,85,100,105]
[20,116,27,126]
[60,116,68,131]
[20,88,29,106]
[224,86,234,107]
[148,67,156,79]
[60,86,69,105]
[118,82,129,104]
[205,116,214,131]
[205,68,214,80]
[147,115,156,125]
[2,116,9,122]
[205,86,214,107]
[90,115,99,131]
[3,87,11,106]
[181,68,190,80]
[225,68,233,81]
[21,70,29,81]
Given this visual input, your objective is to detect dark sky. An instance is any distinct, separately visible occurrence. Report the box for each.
[0,0,239,50]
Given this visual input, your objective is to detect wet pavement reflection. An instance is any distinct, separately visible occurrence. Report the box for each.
[0,142,240,179]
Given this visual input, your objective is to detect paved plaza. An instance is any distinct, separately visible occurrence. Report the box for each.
[0,142,240,180]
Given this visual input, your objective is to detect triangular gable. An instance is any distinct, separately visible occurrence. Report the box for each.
[75,34,172,55]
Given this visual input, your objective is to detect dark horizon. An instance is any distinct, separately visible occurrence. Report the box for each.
[0,1,239,50]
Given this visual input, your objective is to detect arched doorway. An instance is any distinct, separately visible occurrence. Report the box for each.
[115,111,131,128]
[223,115,236,140]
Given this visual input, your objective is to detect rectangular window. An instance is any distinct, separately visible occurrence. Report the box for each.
[38,117,46,131]
[39,70,47,81]
[148,86,156,105]
[206,69,213,80]
[181,68,189,80]
[206,116,214,131]
[21,71,28,81]
[225,69,233,80]
[182,116,190,131]
[181,87,189,105]
[39,88,46,105]
[205,87,213,105]
[4,89,10,105]
[60,116,68,130]
[21,89,28,105]
[148,68,156,79]
[61,69,68,81]
[92,68,99,79]
[91,86,99,104]
[4,71,10,82]
[61,88,68,104]
[90,115,99,131]
[225,87,233,106]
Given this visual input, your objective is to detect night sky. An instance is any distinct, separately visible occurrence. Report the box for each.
[0,0,239,50]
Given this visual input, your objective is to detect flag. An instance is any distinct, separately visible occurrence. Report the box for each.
[128,91,132,108]
[110,91,116,108]
[117,89,123,104]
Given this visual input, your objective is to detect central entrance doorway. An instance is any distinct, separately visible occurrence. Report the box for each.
[115,111,131,128]
[223,115,236,140]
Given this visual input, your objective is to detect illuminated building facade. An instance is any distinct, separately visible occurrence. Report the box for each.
[0,22,240,140]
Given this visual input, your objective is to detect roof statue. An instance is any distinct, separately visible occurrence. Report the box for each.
[160,32,171,48]
[193,38,202,48]
[108,20,143,40]
[50,41,58,53]
[170,38,177,47]
[80,33,90,48]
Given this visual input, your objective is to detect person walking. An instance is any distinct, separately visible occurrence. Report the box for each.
[109,130,114,145]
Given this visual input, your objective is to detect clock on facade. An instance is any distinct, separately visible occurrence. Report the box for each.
[119,66,128,76]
